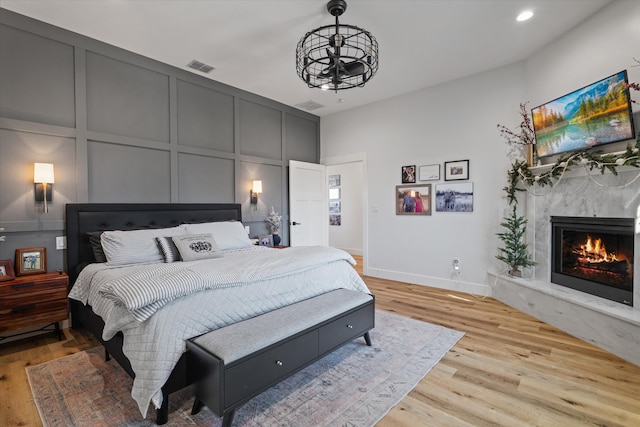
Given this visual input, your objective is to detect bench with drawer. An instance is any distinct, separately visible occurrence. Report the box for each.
[186,288,374,427]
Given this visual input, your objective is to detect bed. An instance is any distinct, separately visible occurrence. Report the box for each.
[65,203,372,423]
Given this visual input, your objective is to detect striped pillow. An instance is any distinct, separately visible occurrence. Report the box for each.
[156,236,182,263]
[101,226,186,266]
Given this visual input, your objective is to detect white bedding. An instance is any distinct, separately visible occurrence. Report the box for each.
[68,245,370,417]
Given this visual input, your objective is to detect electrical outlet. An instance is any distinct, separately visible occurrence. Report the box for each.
[56,236,67,250]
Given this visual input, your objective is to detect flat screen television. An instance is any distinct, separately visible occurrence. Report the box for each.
[532,70,636,158]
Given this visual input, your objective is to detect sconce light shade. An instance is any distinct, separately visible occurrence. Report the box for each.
[34,163,55,212]
[34,163,55,184]
[250,180,262,207]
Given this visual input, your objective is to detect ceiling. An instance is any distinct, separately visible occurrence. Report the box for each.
[1,0,613,117]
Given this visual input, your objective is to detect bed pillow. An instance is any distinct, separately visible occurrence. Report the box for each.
[183,221,252,250]
[172,234,223,261]
[156,236,182,263]
[86,231,107,263]
[101,225,185,266]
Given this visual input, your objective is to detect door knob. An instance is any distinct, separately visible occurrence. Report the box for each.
[292,221,302,226]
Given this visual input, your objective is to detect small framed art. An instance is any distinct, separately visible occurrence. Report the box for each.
[419,164,440,181]
[329,214,341,226]
[329,201,341,213]
[401,165,416,183]
[329,188,341,200]
[395,184,432,215]
[328,174,341,187]
[15,247,47,276]
[0,259,16,281]
[259,235,274,247]
[444,160,469,181]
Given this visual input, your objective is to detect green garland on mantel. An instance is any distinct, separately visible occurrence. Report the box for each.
[504,139,640,206]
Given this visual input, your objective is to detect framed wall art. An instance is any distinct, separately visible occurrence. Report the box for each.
[329,188,341,200]
[419,164,440,181]
[15,247,47,276]
[395,184,432,215]
[328,174,341,187]
[329,201,341,213]
[0,259,15,281]
[435,182,474,212]
[329,214,341,226]
[444,159,469,181]
[401,165,416,183]
[259,235,274,247]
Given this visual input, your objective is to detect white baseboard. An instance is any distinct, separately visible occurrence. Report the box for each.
[364,267,490,296]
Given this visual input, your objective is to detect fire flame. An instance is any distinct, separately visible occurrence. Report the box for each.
[574,235,619,263]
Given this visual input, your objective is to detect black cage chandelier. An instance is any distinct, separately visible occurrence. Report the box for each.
[296,0,379,92]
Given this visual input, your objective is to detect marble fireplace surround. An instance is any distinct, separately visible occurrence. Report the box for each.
[489,167,640,366]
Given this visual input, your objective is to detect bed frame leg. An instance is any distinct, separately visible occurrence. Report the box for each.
[156,389,169,425]
[364,332,372,346]
[191,398,204,415]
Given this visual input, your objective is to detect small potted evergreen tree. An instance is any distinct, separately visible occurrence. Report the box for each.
[496,205,536,277]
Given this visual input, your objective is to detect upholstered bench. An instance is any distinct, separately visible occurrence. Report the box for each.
[186,289,375,427]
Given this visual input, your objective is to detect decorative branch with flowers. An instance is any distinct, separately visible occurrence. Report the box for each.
[266,207,282,234]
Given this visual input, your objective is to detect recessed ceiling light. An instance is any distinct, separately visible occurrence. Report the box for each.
[338,99,347,103]
[516,10,534,22]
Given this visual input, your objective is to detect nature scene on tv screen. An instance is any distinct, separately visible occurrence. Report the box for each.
[532,71,635,158]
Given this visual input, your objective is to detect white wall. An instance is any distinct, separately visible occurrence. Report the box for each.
[322,62,527,294]
[321,0,640,295]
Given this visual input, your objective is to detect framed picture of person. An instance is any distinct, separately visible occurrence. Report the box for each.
[395,184,432,215]
[0,259,15,281]
[401,165,416,183]
[15,247,47,276]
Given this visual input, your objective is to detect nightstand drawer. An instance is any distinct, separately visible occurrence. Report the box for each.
[0,278,67,310]
[0,299,68,332]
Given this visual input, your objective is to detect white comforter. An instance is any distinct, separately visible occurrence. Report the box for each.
[68,246,370,417]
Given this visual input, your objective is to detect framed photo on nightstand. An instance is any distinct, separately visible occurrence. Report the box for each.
[15,247,47,276]
[0,259,15,281]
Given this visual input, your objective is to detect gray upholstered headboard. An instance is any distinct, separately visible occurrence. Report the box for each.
[65,203,242,286]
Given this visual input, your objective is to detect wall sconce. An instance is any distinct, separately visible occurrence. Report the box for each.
[250,180,262,209]
[34,162,55,213]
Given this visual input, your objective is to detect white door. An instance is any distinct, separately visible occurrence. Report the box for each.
[289,160,327,246]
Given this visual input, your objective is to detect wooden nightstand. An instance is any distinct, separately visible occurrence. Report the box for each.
[0,272,68,341]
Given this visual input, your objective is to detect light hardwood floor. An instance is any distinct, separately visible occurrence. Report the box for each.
[1,256,638,426]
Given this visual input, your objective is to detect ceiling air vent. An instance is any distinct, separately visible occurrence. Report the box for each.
[295,100,324,111]
[187,59,215,73]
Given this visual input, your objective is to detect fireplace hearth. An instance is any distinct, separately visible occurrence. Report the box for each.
[551,216,634,306]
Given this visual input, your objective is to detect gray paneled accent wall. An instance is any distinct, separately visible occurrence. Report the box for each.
[0,8,319,269]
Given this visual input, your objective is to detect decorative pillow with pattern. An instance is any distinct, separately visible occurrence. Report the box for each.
[183,220,252,250]
[172,234,223,261]
[156,236,182,263]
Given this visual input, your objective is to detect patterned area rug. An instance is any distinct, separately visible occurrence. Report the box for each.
[26,310,463,427]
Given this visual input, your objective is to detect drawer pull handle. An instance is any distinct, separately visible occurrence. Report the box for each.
[12,304,35,313]
[347,324,353,329]
[11,282,34,289]
[275,360,283,366]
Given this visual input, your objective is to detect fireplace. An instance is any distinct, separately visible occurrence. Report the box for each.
[550,216,634,306]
